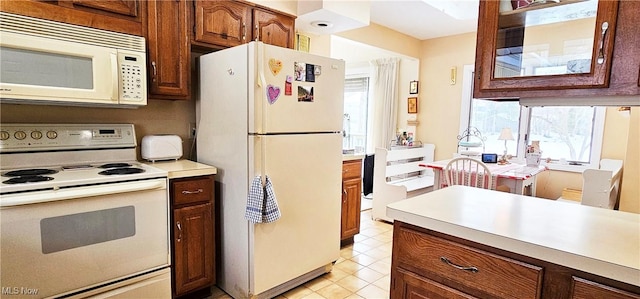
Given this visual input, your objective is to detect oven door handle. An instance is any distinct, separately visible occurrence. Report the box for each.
[0,179,167,207]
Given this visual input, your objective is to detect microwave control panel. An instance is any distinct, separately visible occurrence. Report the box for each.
[117,51,146,104]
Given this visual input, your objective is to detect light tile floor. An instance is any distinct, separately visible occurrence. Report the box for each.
[209,210,393,299]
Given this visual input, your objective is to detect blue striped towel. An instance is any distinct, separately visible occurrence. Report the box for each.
[245,176,281,223]
[263,176,281,223]
[245,176,264,223]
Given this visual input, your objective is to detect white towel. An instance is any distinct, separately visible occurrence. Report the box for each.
[245,175,281,223]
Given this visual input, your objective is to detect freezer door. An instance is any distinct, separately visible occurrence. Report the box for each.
[249,133,342,295]
[250,42,345,134]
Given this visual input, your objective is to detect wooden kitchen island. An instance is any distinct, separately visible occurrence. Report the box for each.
[386,186,640,299]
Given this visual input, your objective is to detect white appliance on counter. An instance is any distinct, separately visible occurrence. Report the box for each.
[0,124,170,299]
[0,12,147,107]
[197,42,345,298]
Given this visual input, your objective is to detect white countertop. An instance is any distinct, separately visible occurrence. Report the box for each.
[143,159,217,179]
[343,154,365,162]
[387,186,640,287]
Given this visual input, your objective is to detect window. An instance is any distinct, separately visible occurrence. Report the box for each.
[460,65,605,171]
[467,99,521,157]
[343,77,369,153]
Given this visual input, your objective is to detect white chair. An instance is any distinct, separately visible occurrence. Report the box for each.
[444,157,493,189]
[558,159,623,209]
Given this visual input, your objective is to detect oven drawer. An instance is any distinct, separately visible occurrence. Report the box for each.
[395,226,543,299]
[171,175,214,206]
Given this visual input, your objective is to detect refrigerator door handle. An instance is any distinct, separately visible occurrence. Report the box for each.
[256,43,268,133]
[260,136,267,186]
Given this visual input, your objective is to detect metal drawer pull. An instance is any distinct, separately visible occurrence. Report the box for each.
[151,61,157,82]
[182,188,203,195]
[440,257,479,273]
[597,22,609,64]
[176,221,182,242]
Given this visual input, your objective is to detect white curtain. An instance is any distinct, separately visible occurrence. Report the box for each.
[370,58,400,150]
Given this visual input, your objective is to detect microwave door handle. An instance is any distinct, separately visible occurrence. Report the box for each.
[110,52,119,102]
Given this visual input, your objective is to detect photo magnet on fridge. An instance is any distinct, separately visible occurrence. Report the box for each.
[285,75,292,96]
[298,86,314,102]
[294,62,305,81]
[305,64,315,82]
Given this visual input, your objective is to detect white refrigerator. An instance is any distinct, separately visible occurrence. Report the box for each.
[197,42,345,299]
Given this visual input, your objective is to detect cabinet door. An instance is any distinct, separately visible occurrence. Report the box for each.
[571,277,640,299]
[194,0,251,48]
[146,0,190,99]
[0,0,143,35]
[394,269,478,299]
[253,9,295,49]
[341,177,361,240]
[71,0,138,17]
[474,0,619,94]
[173,202,215,296]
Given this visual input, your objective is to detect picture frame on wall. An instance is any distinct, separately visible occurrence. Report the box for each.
[409,80,419,94]
[296,34,310,53]
[408,97,418,114]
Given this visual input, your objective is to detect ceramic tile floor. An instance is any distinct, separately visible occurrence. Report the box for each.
[209,209,393,299]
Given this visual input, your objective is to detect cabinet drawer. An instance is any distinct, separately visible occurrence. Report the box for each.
[171,176,213,205]
[397,268,478,299]
[342,160,362,180]
[571,277,640,299]
[395,227,543,299]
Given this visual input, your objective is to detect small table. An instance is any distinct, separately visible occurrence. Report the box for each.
[422,160,547,196]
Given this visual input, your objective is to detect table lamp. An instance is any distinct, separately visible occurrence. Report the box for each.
[497,127,515,163]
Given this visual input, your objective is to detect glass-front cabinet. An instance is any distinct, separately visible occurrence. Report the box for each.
[474,0,619,94]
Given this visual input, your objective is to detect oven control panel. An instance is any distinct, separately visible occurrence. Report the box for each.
[0,124,137,152]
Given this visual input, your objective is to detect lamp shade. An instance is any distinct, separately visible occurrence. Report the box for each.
[497,128,515,141]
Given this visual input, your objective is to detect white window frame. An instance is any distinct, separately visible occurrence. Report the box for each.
[460,64,605,173]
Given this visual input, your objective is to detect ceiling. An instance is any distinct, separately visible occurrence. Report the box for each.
[369,0,480,40]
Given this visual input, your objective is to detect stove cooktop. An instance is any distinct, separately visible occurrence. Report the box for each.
[0,162,167,194]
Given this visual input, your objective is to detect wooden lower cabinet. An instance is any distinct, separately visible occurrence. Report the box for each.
[341,159,362,243]
[391,221,640,299]
[571,277,640,299]
[170,175,215,297]
[396,269,477,299]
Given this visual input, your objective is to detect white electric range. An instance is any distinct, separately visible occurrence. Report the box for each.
[0,123,172,299]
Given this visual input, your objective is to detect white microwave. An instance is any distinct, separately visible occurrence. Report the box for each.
[0,12,147,107]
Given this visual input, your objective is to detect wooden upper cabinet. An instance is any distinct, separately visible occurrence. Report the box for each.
[194,1,251,48]
[475,0,618,93]
[0,0,144,35]
[71,0,138,18]
[191,0,295,49]
[146,0,190,99]
[253,9,295,49]
[473,0,640,99]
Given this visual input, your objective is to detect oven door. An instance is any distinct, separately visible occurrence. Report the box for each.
[0,178,169,298]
